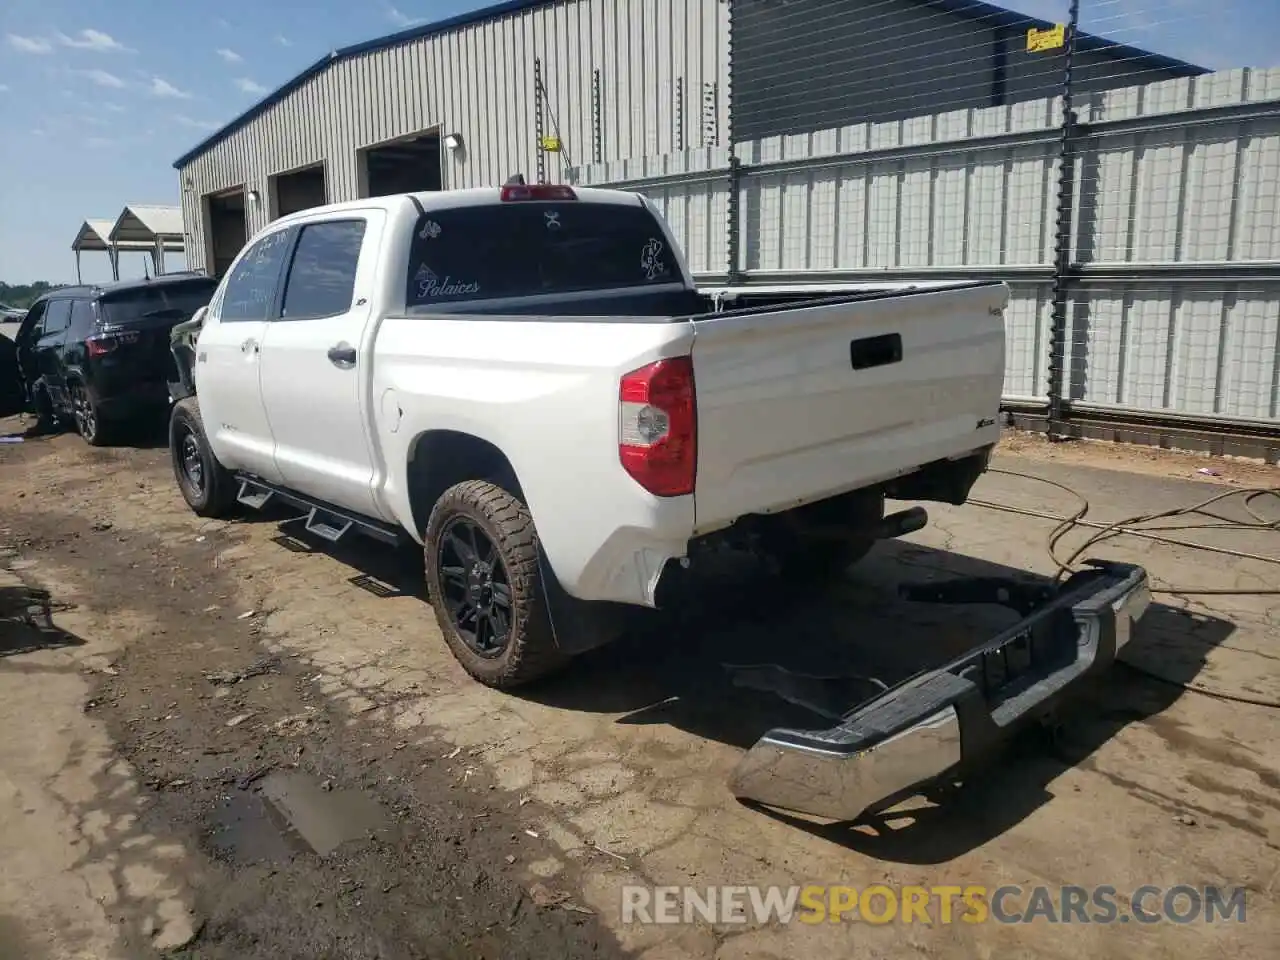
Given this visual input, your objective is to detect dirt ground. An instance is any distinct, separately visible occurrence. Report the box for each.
[0,415,1277,959]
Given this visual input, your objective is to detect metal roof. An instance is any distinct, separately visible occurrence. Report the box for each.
[172,0,1206,170]
[108,205,186,244]
[71,219,164,253]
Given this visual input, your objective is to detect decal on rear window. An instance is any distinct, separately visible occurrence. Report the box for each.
[641,238,666,280]
[404,202,677,307]
[414,264,480,299]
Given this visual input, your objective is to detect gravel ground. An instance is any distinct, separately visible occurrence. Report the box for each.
[1,413,1277,959]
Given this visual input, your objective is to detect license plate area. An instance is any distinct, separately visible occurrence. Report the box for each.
[849,332,902,370]
[970,614,1075,699]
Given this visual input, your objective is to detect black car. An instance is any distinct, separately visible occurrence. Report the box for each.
[15,274,217,444]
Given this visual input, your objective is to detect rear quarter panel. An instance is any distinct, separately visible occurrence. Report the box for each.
[371,315,698,606]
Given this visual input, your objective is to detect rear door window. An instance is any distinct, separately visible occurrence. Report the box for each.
[404,200,678,308]
[100,281,217,327]
[280,219,367,320]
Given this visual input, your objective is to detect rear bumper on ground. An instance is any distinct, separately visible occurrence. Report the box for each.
[729,561,1151,822]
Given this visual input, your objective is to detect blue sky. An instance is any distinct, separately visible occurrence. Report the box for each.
[1,0,1277,285]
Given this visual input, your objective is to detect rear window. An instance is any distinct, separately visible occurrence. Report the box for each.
[404,201,678,308]
[101,280,217,326]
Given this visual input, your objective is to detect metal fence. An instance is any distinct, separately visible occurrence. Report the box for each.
[566,1,1280,452]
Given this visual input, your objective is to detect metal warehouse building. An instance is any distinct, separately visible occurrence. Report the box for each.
[174,0,1201,277]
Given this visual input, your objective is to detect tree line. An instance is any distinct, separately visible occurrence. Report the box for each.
[0,281,65,311]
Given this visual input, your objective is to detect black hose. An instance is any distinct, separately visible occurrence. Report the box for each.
[969,468,1280,707]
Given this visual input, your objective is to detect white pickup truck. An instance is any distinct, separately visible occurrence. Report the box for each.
[170,180,1150,823]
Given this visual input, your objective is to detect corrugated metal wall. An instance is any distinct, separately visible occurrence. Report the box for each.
[570,68,1280,426]
[731,0,1187,140]
[178,0,730,272]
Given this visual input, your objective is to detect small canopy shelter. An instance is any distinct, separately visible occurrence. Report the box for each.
[71,219,155,283]
[105,205,187,278]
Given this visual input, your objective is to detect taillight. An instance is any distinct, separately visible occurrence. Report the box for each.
[87,330,137,356]
[619,356,696,497]
[500,183,577,202]
[86,336,116,357]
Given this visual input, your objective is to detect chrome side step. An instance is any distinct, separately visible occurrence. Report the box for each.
[729,561,1151,823]
[237,479,273,510]
[304,509,353,543]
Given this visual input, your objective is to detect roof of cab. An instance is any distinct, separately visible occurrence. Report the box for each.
[260,185,646,231]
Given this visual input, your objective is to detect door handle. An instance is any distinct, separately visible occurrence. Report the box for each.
[327,343,357,368]
[240,338,259,354]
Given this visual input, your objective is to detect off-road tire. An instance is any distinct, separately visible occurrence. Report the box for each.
[169,397,238,518]
[424,480,567,689]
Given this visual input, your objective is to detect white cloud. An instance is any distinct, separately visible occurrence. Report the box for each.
[0,84,9,93]
[175,115,218,130]
[216,47,242,63]
[7,33,53,54]
[215,18,231,29]
[82,68,126,88]
[104,102,126,113]
[86,135,116,148]
[275,35,292,47]
[57,28,131,52]
[149,76,192,99]
[235,77,268,95]
[386,5,423,27]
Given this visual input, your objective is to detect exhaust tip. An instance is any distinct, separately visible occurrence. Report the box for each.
[875,506,929,540]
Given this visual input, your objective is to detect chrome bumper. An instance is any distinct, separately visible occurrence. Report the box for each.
[730,561,1151,822]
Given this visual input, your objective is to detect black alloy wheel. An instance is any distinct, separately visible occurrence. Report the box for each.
[436,515,514,658]
[70,382,99,444]
[168,397,237,518]
[176,423,205,497]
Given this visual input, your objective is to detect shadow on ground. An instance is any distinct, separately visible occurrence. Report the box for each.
[246,509,1236,863]
[255,508,428,603]
[0,584,84,657]
[3,410,170,451]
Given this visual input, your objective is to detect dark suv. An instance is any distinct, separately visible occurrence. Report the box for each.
[15,274,217,444]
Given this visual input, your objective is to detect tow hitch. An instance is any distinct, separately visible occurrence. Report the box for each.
[729,560,1151,822]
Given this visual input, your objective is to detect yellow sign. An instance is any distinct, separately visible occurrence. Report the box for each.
[1027,23,1066,52]
[540,135,562,152]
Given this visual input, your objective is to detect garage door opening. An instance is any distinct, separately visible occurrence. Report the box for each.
[359,131,442,198]
[270,163,328,219]
[205,189,246,279]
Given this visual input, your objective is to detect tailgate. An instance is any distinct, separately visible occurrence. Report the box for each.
[97,281,216,386]
[98,316,183,385]
[690,282,1007,531]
